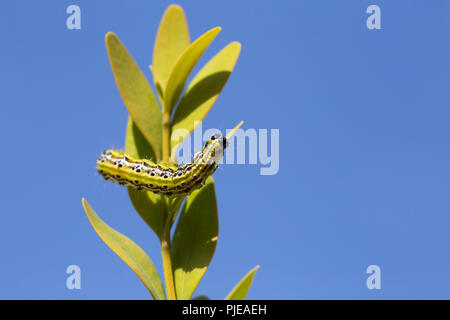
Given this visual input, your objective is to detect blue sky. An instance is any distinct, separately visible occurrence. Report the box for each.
[1,0,449,299]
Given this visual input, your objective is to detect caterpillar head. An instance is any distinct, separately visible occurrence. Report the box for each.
[210,133,228,149]
[199,134,228,165]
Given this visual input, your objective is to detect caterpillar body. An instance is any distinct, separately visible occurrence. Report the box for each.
[97,134,228,196]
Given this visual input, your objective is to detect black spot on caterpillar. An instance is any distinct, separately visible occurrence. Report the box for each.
[97,134,229,196]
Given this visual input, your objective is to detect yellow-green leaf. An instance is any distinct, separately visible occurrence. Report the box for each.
[125,117,157,161]
[82,198,166,300]
[152,5,190,96]
[125,117,163,239]
[106,32,162,161]
[164,27,221,114]
[128,189,162,239]
[171,42,241,155]
[225,265,260,300]
[171,177,218,300]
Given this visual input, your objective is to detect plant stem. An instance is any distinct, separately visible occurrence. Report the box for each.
[160,107,176,300]
[161,196,176,300]
[162,111,171,164]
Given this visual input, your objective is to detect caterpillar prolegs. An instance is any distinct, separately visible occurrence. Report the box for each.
[97,122,243,196]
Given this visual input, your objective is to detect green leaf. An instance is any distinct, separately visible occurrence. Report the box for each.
[128,189,163,240]
[171,42,241,155]
[125,117,157,161]
[152,5,190,97]
[82,198,166,300]
[164,27,221,115]
[125,117,163,239]
[225,265,260,300]
[106,32,162,161]
[171,177,218,300]
[169,195,186,226]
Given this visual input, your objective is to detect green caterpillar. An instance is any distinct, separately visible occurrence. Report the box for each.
[97,134,228,196]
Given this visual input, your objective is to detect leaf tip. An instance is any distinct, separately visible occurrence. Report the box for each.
[226,121,244,139]
[81,198,91,218]
[105,31,116,43]
[232,41,242,53]
[167,4,184,11]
